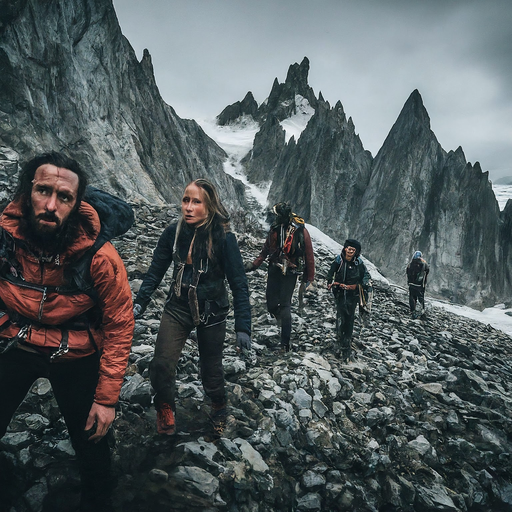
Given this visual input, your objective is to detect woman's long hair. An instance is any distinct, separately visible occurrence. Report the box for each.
[181,179,230,260]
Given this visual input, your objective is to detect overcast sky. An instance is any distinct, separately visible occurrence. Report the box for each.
[113,0,512,180]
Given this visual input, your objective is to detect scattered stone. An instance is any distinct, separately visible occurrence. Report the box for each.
[2,204,512,512]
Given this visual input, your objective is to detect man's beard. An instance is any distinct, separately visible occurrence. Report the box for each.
[21,203,81,255]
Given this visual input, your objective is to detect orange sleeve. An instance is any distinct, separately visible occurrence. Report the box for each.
[90,242,134,406]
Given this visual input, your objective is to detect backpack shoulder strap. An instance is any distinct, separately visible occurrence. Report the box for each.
[63,187,134,302]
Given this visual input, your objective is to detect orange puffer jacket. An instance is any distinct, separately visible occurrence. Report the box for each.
[0,199,134,406]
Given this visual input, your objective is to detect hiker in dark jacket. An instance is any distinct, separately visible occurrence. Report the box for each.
[406,250,429,318]
[327,239,370,361]
[246,202,314,352]
[133,179,251,437]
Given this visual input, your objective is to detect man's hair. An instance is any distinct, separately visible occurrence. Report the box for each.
[15,152,88,204]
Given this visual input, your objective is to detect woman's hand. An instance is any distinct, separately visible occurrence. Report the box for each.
[236,332,251,351]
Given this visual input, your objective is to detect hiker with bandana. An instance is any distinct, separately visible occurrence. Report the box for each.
[327,239,371,362]
[133,179,251,437]
[246,202,314,352]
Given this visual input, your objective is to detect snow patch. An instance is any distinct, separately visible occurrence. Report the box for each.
[280,95,315,143]
[199,116,259,161]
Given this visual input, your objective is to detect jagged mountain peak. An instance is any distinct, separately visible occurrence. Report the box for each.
[217,57,318,126]
[284,56,310,89]
[375,89,438,161]
[216,91,258,126]
[395,89,431,129]
[334,100,344,113]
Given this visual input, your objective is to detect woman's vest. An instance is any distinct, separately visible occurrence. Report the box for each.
[169,221,229,325]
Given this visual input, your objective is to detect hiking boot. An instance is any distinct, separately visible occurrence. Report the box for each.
[156,403,176,435]
[210,405,227,437]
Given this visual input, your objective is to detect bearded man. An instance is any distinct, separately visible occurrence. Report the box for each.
[0,152,134,511]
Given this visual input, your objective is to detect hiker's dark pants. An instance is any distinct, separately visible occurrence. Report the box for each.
[266,264,298,346]
[0,349,113,505]
[335,294,358,346]
[408,285,425,312]
[150,297,226,410]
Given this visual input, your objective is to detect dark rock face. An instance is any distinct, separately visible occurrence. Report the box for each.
[2,203,512,512]
[267,100,372,241]
[357,91,502,307]
[241,115,286,184]
[217,92,259,126]
[0,0,245,207]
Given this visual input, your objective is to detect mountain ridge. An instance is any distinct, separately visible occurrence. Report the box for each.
[0,0,246,209]
[215,61,510,308]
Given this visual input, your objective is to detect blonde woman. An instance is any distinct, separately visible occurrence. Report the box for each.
[133,179,251,436]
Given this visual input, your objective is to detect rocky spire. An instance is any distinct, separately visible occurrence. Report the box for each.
[357,90,502,306]
[258,57,318,123]
[267,98,372,236]
[217,92,259,126]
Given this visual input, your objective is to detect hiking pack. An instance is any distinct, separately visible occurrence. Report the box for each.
[0,186,134,354]
[407,258,427,286]
[275,214,306,274]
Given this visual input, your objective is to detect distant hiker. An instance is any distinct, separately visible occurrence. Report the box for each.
[246,202,314,352]
[0,152,134,511]
[133,179,251,438]
[406,250,429,319]
[327,239,371,362]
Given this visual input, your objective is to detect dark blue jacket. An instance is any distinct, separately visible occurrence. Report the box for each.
[135,221,251,335]
[327,254,370,303]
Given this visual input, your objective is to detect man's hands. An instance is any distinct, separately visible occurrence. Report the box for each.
[85,402,115,443]
[328,282,356,291]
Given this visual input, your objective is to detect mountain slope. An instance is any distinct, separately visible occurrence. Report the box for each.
[0,0,245,207]
[358,90,502,305]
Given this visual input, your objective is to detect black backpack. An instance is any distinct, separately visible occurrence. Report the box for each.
[0,186,134,303]
[407,259,426,285]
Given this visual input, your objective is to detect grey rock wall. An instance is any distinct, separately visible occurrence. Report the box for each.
[0,0,245,208]
[358,91,503,307]
[268,99,372,242]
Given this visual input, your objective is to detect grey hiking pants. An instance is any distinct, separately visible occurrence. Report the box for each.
[150,297,226,410]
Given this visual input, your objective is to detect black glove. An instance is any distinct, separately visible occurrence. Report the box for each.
[236,332,251,351]
[244,262,256,273]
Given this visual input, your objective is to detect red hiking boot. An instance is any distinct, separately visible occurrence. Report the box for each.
[156,403,176,435]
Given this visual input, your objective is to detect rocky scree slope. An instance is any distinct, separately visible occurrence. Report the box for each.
[1,204,512,512]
